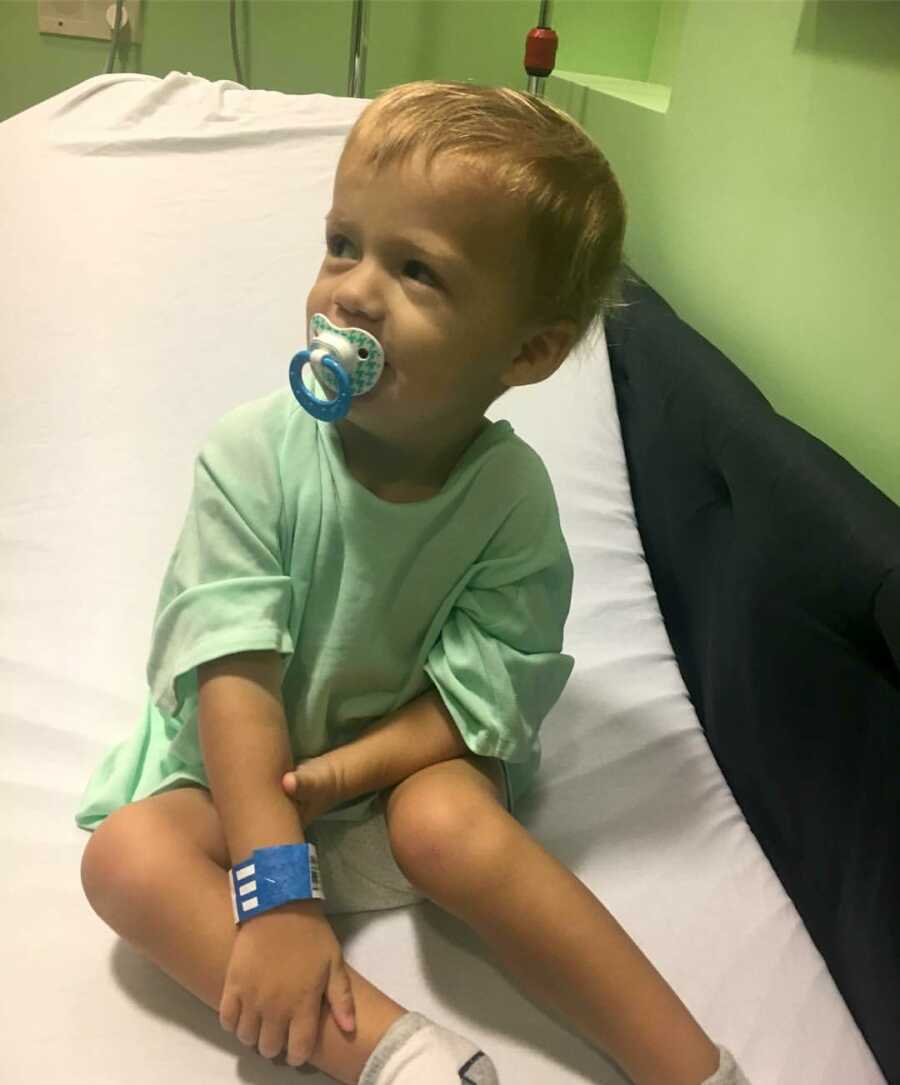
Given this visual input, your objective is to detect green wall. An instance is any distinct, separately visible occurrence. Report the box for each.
[2,0,898,502]
[549,1,900,506]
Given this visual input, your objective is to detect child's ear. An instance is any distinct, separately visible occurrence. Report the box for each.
[501,319,578,389]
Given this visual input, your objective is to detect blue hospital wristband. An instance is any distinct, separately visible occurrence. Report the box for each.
[229,843,325,924]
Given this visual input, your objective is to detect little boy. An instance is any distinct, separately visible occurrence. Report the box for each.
[77,81,751,1085]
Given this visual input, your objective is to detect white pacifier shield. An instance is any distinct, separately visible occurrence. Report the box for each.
[308,313,385,397]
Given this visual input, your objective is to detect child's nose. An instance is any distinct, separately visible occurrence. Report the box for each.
[333,262,383,322]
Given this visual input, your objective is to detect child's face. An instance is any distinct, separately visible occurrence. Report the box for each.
[306,141,538,438]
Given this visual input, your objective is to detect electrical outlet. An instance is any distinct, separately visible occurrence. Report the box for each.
[38,1,143,45]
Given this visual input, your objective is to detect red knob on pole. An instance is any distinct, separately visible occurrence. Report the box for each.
[524,26,558,79]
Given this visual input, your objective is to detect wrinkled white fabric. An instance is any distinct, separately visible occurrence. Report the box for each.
[1,71,883,1085]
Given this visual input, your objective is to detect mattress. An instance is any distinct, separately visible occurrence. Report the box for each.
[0,72,884,1085]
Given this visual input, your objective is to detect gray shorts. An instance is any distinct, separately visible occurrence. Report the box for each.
[306,762,512,916]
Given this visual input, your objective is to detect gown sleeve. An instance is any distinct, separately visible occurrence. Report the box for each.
[147,397,295,719]
[424,467,575,764]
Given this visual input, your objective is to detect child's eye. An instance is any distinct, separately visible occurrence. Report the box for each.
[326,234,354,258]
[326,234,438,289]
[404,260,438,288]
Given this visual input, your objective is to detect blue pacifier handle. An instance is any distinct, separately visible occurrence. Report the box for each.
[289,350,352,422]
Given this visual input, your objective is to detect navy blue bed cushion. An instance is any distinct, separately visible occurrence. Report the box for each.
[605,269,900,1082]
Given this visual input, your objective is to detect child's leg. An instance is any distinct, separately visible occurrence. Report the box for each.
[385,757,726,1085]
[80,786,407,1085]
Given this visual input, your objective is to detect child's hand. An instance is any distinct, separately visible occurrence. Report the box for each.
[282,754,345,829]
[220,900,356,1062]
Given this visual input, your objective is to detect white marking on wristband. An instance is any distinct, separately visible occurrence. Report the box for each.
[243,897,259,911]
[238,880,257,896]
[235,863,255,881]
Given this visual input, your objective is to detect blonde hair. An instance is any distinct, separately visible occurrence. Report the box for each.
[344,80,631,355]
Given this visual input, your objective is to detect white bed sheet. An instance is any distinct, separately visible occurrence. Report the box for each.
[0,72,883,1085]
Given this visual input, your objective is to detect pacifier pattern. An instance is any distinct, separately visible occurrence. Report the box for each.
[289,313,385,422]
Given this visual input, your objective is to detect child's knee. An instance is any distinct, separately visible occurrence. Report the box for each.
[80,804,171,933]
[387,788,510,900]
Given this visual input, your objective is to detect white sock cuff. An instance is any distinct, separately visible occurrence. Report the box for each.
[358,1012,431,1085]
[703,1044,753,1085]
[358,1010,498,1085]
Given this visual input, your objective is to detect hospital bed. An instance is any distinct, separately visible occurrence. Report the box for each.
[2,72,898,1085]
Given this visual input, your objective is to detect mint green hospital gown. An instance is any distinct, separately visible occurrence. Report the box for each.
[75,388,575,832]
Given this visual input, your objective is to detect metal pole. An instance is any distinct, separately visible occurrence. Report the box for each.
[347,0,369,98]
[527,0,553,97]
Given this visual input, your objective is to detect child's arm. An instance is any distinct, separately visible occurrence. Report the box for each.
[336,686,469,798]
[198,649,307,859]
[283,686,469,819]
[197,649,359,1044]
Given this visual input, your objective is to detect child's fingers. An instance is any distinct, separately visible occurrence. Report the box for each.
[327,959,356,1034]
[282,771,297,795]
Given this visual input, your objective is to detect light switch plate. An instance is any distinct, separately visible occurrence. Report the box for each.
[38,1,143,45]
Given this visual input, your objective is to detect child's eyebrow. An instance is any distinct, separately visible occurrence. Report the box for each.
[324,213,468,275]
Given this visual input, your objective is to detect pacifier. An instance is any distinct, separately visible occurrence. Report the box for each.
[289,313,385,422]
